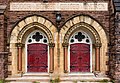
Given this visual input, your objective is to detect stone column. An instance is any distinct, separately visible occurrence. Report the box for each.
[62,43,69,73]
[16,43,24,72]
[49,43,55,73]
[95,43,101,71]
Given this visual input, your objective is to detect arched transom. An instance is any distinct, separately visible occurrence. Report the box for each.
[64,22,101,44]
[27,30,48,44]
[69,31,92,44]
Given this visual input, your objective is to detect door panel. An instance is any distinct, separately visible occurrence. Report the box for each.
[27,43,48,72]
[70,43,90,72]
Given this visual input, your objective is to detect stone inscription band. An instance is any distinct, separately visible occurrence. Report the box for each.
[10,2,108,11]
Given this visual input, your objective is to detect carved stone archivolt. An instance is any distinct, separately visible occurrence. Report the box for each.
[10,15,56,44]
[49,43,55,47]
[63,22,101,44]
[62,43,69,47]
[17,22,54,44]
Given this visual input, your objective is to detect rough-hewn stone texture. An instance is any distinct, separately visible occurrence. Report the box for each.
[113,13,120,82]
[0,5,8,79]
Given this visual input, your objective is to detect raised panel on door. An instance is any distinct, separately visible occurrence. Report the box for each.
[27,43,48,72]
[70,43,90,72]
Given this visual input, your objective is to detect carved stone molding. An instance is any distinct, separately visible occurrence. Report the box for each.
[63,22,101,44]
[10,15,56,44]
[15,43,25,47]
[17,22,54,43]
[62,43,69,47]
[49,43,55,47]
[94,43,102,48]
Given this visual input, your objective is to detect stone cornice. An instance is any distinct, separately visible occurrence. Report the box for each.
[0,5,6,14]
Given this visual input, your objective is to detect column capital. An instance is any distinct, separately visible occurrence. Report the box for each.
[49,43,55,47]
[62,43,69,47]
[94,43,102,48]
[15,43,24,47]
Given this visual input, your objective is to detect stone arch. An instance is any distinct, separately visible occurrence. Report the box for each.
[60,15,108,73]
[9,15,56,75]
[61,15,107,44]
[17,22,53,44]
[63,22,101,44]
[10,15,56,44]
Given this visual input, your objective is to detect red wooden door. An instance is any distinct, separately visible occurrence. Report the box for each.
[70,43,90,72]
[27,43,48,72]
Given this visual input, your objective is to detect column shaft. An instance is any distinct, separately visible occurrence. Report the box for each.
[49,43,55,73]
[18,47,22,71]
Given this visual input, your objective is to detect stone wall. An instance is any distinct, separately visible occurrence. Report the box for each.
[0,15,5,52]
[113,12,120,82]
[0,0,116,80]
[0,52,9,79]
[0,5,9,79]
[6,1,110,77]
[0,14,5,79]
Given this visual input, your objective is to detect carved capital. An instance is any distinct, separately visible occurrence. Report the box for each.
[15,43,24,47]
[94,43,102,48]
[49,43,55,47]
[62,43,69,47]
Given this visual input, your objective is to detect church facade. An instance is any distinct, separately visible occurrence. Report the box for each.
[0,0,120,83]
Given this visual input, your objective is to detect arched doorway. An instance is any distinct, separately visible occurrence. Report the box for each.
[69,30,92,73]
[26,30,49,73]
[61,15,108,74]
[9,15,56,75]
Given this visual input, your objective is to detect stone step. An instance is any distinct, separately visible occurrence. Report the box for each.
[6,81,52,83]
[23,73,50,77]
[6,77,111,82]
[6,77,110,82]
[60,77,110,81]
[6,77,50,82]
[6,81,112,83]
[60,81,112,83]
[6,73,112,83]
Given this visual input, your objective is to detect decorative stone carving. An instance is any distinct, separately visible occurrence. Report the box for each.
[94,43,102,47]
[17,22,54,43]
[49,43,55,47]
[63,22,101,44]
[15,43,24,47]
[62,43,69,47]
